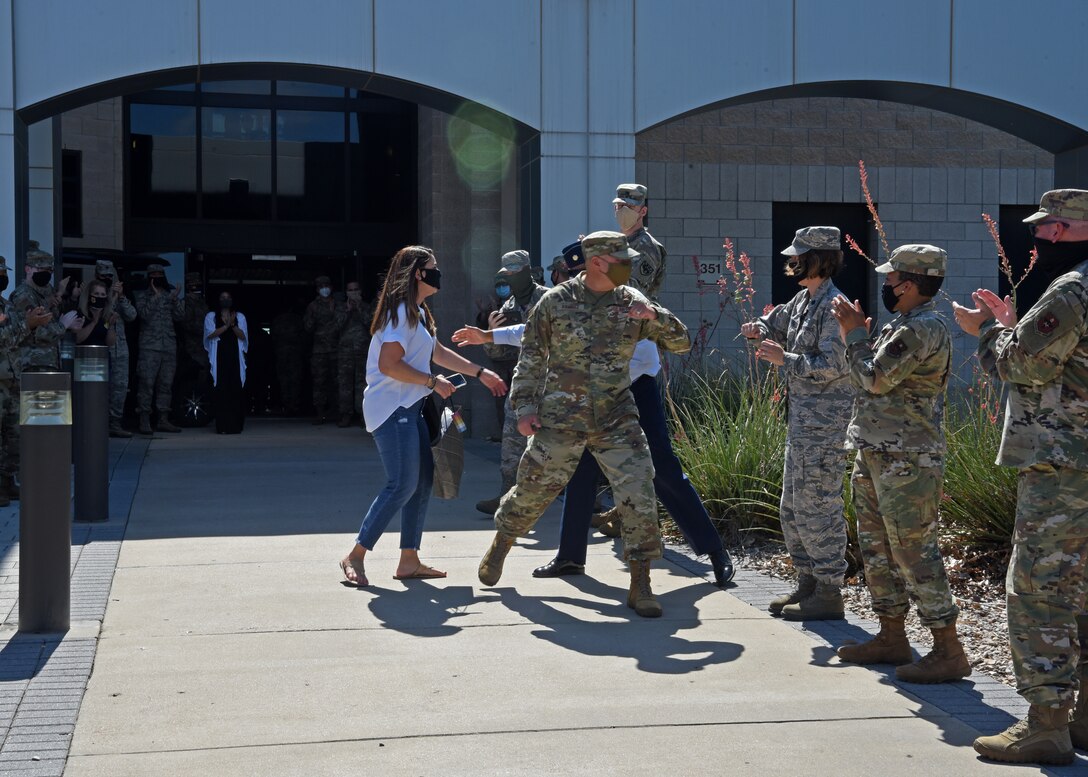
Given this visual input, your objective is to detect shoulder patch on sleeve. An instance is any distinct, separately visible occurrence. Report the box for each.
[1035,311,1060,336]
[886,338,907,358]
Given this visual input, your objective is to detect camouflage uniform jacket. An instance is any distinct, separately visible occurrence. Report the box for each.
[484,284,547,362]
[756,278,853,436]
[181,293,209,344]
[979,259,1088,470]
[511,274,690,432]
[135,290,184,352]
[304,298,342,354]
[338,301,374,355]
[10,282,66,371]
[844,299,951,452]
[0,297,30,380]
[627,227,667,299]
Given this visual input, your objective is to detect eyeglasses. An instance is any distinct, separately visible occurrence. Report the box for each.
[1029,221,1068,237]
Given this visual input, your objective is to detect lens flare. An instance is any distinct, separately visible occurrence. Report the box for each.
[447,103,515,190]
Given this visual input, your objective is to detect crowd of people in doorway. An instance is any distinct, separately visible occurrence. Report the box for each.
[337,180,1088,768]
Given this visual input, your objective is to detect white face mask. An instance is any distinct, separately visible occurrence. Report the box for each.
[318,287,331,298]
[616,206,640,232]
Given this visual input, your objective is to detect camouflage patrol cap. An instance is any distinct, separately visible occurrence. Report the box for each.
[548,255,566,272]
[581,231,641,262]
[781,226,841,256]
[875,244,946,277]
[185,272,201,284]
[1023,189,1088,224]
[497,250,531,274]
[25,240,53,269]
[95,259,117,278]
[146,263,166,275]
[561,241,584,272]
[612,183,648,207]
[315,275,331,286]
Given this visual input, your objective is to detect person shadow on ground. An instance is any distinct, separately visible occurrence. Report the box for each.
[363,583,499,638]
[496,573,743,674]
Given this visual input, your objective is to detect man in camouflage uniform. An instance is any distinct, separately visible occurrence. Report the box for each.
[477,231,691,618]
[474,251,547,515]
[304,275,340,425]
[95,260,137,438]
[741,226,853,619]
[535,184,735,587]
[336,280,372,427]
[548,254,569,287]
[829,244,969,682]
[272,298,307,416]
[135,263,184,434]
[180,271,210,376]
[956,190,1088,765]
[11,241,75,374]
[0,256,49,504]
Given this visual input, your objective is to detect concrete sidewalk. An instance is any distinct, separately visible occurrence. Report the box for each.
[3,420,1084,775]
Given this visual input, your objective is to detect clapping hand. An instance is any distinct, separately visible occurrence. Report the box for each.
[740,321,762,339]
[754,339,785,366]
[973,289,1017,328]
[487,310,506,329]
[830,295,871,343]
[628,302,657,320]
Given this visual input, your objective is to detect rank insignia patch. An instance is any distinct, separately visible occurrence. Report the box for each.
[886,339,907,358]
[1036,312,1059,336]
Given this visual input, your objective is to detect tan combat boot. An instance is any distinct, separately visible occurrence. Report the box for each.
[781,581,845,621]
[475,496,501,515]
[138,413,153,435]
[768,573,816,615]
[627,559,662,618]
[157,417,181,433]
[895,623,971,683]
[973,703,1074,765]
[595,506,622,538]
[108,420,132,439]
[837,614,913,665]
[478,533,515,586]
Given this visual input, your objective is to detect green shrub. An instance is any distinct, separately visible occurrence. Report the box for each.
[667,364,787,537]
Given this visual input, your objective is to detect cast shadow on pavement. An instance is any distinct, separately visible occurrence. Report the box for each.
[807,638,1020,752]
[495,578,742,674]
[364,583,499,637]
[0,634,59,682]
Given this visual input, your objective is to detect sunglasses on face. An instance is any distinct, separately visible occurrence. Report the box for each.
[1029,221,1069,237]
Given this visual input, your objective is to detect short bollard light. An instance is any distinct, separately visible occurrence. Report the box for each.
[18,372,72,633]
[73,346,109,523]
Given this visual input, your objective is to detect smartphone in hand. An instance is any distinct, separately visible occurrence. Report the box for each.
[446,373,467,389]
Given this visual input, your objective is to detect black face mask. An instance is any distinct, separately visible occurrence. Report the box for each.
[220,298,233,310]
[419,267,442,290]
[508,268,534,296]
[1033,238,1088,281]
[881,281,907,314]
[0,276,9,293]
[151,276,168,289]
[90,297,106,310]
[31,271,52,287]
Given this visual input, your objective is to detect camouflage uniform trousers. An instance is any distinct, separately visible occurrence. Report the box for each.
[108,342,130,422]
[851,449,958,628]
[495,422,663,561]
[136,349,176,414]
[0,379,18,478]
[498,392,527,493]
[1006,463,1088,707]
[276,348,304,414]
[780,436,849,585]
[337,348,365,417]
[311,351,337,416]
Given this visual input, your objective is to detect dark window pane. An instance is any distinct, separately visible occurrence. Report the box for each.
[350,109,413,224]
[129,103,198,218]
[202,108,272,220]
[156,83,196,92]
[201,80,272,95]
[61,150,82,238]
[277,110,345,222]
[277,81,344,98]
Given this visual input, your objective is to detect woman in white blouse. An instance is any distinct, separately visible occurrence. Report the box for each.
[204,291,248,434]
[339,245,506,585]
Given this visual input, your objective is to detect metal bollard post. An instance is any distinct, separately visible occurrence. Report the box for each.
[18,372,72,633]
[73,346,109,523]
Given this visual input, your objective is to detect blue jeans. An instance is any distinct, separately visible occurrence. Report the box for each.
[356,398,434,550]
[557,374,723,563]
